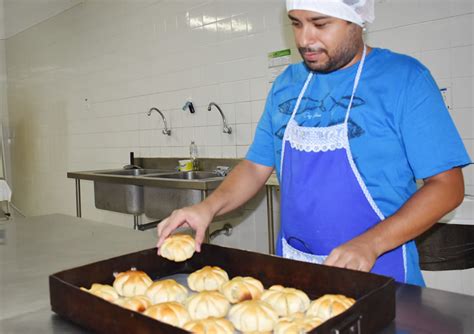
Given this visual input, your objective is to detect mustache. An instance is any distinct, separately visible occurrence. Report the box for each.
[299,47,327,54]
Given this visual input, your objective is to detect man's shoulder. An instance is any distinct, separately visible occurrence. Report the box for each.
[370,48,428,76]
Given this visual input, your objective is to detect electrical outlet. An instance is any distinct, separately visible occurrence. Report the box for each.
[439,87,452,110]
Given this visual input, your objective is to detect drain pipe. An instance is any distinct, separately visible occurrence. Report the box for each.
[136,219,163,231]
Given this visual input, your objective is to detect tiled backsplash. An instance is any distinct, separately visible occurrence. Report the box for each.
[3,1,473,251]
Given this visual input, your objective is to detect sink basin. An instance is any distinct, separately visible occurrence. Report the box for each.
[95,169,167,176]
[93,169,172,214]
[143,171,224,219]
[146,171,221,180]
[94,182,143,214]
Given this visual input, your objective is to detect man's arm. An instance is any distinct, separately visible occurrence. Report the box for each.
[324,167,465,271]
[156,160,274,252]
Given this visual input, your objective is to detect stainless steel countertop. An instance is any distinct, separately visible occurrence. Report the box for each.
[1,214,473,333]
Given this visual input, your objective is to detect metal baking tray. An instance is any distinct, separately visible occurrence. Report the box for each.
[49,244,395,333]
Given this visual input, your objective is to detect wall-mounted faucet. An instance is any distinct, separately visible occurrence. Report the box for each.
[207,102,232,134]
[182,100,195,114]
[146,107,171,136]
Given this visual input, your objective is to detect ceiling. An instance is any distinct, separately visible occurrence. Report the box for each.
[0,0,82,39]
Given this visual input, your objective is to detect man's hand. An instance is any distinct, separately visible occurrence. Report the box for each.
[323,237,379,272]
[156,202,214,254]
[324,168,465,272]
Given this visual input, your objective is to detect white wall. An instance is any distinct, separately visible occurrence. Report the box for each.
[3,0,474,273]
[3,0,82,39]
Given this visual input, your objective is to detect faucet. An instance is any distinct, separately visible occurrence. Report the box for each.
[182,100,196,113]
[207,102,232,134]
[146,107,171,135]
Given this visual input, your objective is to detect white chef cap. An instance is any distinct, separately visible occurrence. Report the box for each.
[286,0,375,27]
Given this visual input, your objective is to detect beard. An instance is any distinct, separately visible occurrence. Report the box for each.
[298,27,362,73]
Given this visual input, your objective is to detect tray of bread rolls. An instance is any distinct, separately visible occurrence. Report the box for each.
[49,234,395,333]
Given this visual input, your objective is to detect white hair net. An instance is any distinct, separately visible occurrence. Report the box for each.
[286,0,375,27]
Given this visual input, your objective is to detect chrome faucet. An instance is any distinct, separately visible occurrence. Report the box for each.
[207,102,232,134]
[146,107,171,136]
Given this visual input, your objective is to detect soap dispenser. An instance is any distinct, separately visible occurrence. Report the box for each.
[189,141,198,170]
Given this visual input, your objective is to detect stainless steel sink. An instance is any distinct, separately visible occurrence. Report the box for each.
[143,171,224,219]
[68,158,241,230]
[93,169,169,214]
[93,170,222,216]
[94,181,144,214]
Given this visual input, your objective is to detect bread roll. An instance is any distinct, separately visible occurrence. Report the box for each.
[186,291,230,320]
[80,283,120,302]
[274,312,324,334]
[228,300,278,332]
[114,295,152,312]
[112,268,153,297]
[160,234,195,262]
[188,266,229,292]
[260,285,310,316]
[183,317,234,334]
[145,279,188,304]
[143,302,190,328]
[220,276,264,303]
[306,294,355,320]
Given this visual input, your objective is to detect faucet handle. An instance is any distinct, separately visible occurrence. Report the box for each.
[214,166,230,177]
[223,126,232,134]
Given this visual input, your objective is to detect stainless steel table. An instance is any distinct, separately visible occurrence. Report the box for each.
[1,214,473,333]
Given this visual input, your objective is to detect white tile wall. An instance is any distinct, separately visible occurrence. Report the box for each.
[3,0,474,293]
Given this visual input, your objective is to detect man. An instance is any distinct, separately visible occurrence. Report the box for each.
[157,0,471,285]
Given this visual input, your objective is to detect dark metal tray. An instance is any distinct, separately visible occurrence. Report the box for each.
[49,244,395,333]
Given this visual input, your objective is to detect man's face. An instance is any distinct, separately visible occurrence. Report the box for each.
[288,10,363,73]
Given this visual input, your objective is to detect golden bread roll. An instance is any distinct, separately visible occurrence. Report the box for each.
[220,276,264,303]
[160,234,195,262]
[274,312,324,334]
[228,300,278,332]
[183,317,234,334]
[306,294,355,320]
[187,266,229,292]
[145,279,188,304]
[143,301,190,328]
[114,295,152,312]
[185,291,230,320]
[260,285,310,316]
[80,283,120,302]
[112,268,153,297]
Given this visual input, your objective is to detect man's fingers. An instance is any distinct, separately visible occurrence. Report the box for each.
[156,215,186,249]
[323,251,339,266]
[156,219,171,251]
[194,228,207,252]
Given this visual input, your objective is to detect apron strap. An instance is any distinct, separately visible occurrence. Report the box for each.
[344,45,367,124]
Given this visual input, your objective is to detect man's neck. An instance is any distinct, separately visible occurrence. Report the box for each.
[341,44,372,70]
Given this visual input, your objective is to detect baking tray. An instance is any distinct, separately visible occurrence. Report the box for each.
[49,243,395,333]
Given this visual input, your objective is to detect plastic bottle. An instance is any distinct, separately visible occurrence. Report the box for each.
[189,141,198,170]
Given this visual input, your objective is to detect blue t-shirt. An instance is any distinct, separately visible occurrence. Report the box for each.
[246,48,471,285]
